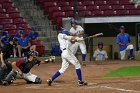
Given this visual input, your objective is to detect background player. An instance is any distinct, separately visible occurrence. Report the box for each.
[93,42,108,61]
[47,29,87,86]
[116,25,134,60]
[69,19,87,66]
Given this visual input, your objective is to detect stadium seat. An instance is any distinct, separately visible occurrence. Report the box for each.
[106,0,119,5]
[104,10,116,16]
[99,5,112,10]
[92,11,104,16]
[77,6,86,11]
[112,5,125,10]
[124,5,136,9]
[44,2,57,9]
[78,11,92,17]
[0,4,2,8]
[0,0,12,3]
[4,24,16,30]
[120,0,132,5]
[94,1,107,5]
[61,6,74,11]
[82,1,94,6]
[2,2,13,9]
[13,18,25,24]
[129,10,140,15]
[8,13,22,19]
[52,12,65,19]
[116,10,130,15]
[86,6,99,11]
[1,18,13,24]
[31,40,45,56]
[46,6,61,16]
[7,29,17,36]
[57,2,69,7]
[0,9,6,13]
[65,11,74,17]
[6,7,19,13]
[0,14,8,18]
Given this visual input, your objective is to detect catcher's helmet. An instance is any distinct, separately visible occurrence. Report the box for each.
[62,29,70,35]
[27,51,39,58]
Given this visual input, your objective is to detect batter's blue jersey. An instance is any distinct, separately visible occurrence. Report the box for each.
[116,33,130,51]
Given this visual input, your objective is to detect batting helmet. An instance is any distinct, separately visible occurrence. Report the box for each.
[98,42,103,46]
[70,19,77,25]
[119,25,125,30]
[62,29,70,35]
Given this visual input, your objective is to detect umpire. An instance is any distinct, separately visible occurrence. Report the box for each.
[0,36,17,84]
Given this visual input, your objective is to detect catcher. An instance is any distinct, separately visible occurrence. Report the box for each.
[2,51,54,85]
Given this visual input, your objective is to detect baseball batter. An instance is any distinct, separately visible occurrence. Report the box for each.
[47,29,87,86]
[69,20,87,66]
[116,26,134,60]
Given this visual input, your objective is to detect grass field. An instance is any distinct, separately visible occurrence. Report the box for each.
[104,66,140,77]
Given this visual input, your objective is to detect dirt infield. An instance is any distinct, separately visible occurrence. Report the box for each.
[1,60,140,93]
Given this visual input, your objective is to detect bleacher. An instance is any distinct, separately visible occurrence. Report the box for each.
[0,0,46,56]
[0,0,31,36]
[36,0,140,29]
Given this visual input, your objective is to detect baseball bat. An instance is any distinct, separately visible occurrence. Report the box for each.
[85,33,103,39]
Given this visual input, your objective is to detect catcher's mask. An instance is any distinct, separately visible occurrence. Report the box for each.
[27,51,39,58]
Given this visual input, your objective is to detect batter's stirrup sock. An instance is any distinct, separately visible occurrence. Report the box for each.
[76,69,82,81]
[82,54,86,61]
[130,49,133,57]
[51,71,61,81]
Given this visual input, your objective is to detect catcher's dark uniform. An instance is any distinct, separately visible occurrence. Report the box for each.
[3,57,42,85]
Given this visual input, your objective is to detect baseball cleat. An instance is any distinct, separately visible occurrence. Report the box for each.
[47,79,52,86]
[78,80,88,86]
[2,81,9,86]
[129,57,134,60]
[82,62,86,66]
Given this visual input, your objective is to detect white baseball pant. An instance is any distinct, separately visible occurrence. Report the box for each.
[120,44,134,60]
[70,41,87,55]
[59,49,81,74]
[23,72,37,82]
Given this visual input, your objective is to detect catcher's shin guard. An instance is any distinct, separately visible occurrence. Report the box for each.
[3,70,17,85]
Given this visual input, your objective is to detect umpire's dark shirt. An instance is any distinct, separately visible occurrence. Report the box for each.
[1,43,13,60]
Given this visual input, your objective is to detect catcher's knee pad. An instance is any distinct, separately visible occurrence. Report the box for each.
[34,77,42,84]
[3,70,17,82]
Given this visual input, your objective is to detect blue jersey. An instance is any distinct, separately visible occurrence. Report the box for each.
[28,31,39,40]
[18,37,30,47]
[15,33,21,38]
[116,33,130,51]
[0,31,9,45]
